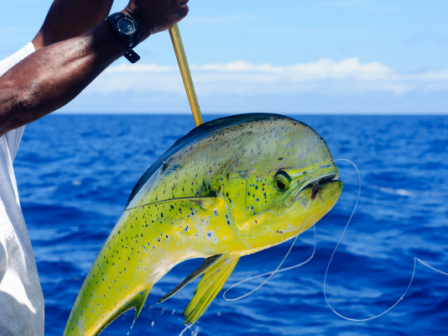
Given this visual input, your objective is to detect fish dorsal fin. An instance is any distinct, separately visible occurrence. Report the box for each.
[183,256,240,325]
[158,255,225,304]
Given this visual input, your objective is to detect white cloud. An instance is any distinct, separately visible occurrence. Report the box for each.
[0,27,32,33]
[315,0,373,7]
[92,58,448,98]
[183,15,253,26]
[308,0,397,11]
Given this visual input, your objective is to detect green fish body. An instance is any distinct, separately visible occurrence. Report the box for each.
[64,113,343,335]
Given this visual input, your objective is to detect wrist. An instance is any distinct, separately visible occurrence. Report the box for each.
[105,12,142,63]
[121,6,151,42]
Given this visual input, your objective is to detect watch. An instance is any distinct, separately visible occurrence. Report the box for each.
[105,13,141,64]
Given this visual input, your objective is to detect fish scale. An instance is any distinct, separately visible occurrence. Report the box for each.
[64,113,343,335]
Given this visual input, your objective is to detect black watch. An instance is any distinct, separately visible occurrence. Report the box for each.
[105,13,141,64]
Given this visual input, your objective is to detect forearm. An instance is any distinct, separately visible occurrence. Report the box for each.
[0,0,188,137]
[0,23,126,137]
[33,0,115,49]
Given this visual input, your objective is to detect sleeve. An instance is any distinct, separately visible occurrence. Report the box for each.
[5,127,26,161]
[0,42,35,78]
[0,42,36,161]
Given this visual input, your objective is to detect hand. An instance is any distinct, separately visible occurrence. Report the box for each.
[123,0,189,40]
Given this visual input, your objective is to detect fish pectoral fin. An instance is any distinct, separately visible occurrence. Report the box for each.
[124,196,218,212]
[183,256,240,325]
[158,254,225,304]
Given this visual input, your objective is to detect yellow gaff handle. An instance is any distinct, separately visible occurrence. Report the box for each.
[169,23,203,127]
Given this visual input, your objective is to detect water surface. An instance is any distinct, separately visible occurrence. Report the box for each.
[15,114,448,335]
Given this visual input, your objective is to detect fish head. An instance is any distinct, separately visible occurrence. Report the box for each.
[224,118,343,252]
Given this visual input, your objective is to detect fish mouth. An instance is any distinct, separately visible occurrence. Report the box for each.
[301,173,339,190]
[285,172,339,207]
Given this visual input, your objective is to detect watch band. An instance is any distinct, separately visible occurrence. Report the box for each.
[124,49,140,64]
[105,13,141,64]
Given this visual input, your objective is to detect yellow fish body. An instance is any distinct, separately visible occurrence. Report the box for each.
[64,113,343,335]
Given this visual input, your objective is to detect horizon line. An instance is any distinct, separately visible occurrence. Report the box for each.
[54,111,448,116]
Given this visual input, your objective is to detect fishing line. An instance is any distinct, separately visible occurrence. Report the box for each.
[325,159,448,322]
[224,197,316,301]
[179,324,199,336]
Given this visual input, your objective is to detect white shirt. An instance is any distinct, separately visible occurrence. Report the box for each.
[0,43,45,336]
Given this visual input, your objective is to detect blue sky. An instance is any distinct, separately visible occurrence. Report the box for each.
[1,0,448,114]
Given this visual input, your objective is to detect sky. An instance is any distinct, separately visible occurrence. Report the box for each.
[1,0,448,114]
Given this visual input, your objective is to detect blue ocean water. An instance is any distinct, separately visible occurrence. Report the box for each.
[14,114,448,336]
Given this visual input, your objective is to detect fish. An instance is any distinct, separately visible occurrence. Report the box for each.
[63,113,343,335]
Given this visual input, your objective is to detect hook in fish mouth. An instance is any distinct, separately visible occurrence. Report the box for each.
[285,173,339,207]
[302,173,339,191]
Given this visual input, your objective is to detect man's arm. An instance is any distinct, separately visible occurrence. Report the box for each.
[32,0,115,50]
[0,0,189,137]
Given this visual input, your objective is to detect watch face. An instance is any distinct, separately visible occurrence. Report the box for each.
[117,18,136,35]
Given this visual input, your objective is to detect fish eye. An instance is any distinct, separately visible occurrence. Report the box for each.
[274,171,291,191]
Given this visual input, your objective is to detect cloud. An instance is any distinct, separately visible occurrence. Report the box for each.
[305,0,397,12]
[0,27,33,33]
[315,0,373,7]
[183,15,253,26]
[91,58,448,98]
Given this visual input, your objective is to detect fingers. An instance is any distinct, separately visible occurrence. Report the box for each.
[172,0,190,26]
[123,0,190,39]
[179,0,189,10]
[156,0,189,33]
[178,2,189,21]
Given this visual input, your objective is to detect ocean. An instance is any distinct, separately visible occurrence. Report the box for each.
[15,114,448,335]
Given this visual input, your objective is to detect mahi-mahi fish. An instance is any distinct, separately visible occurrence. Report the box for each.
[64,113,343,335]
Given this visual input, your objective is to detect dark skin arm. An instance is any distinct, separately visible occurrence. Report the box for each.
[32,0,115,50]
[0,0,189,137]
